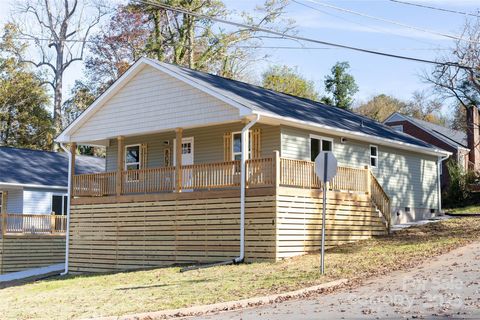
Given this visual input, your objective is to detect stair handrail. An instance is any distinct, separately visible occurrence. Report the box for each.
[369,171,391,233]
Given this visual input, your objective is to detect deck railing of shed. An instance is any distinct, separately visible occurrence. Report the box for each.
[1,213,67,236]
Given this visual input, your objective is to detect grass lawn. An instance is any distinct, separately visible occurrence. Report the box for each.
[446,204,480,215]
[1,217,480,320]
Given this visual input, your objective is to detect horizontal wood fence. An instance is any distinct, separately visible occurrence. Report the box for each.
[276,187,388,259]
[0,236,65,274]
[69,191,276,273]
[68,186,390,273]
[1,213,66,236]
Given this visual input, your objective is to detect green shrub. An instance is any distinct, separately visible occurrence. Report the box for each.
[445,160,473,206]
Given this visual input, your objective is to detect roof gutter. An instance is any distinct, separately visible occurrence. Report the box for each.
[59,143,72,276]
[0,182,67,190]
[254,111,451,157]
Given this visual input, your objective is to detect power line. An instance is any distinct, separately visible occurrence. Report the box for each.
[294,0,480,44]
[388,0,480,18]
[10,36,449,51]
[133,0,470,70]
[291,0,439,47]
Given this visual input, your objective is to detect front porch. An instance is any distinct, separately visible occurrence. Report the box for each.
[72,153,389,220]
[67,152,392,273]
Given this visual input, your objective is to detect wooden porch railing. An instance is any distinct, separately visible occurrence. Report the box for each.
[72,156,385,205]
[182,160,240,190]
[370,173,391,231]
[246,157,275,187]
[279,158,369,193]
[73,171,117,196]
[0,213,67,236]
[122,167,175,194]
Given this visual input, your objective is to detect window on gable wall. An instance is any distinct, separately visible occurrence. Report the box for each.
[310,136,333,161]
[370,145,378,167]
[125,145,141,170]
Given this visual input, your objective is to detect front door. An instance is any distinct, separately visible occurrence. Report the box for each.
[180,137,194,166]
[174,137,194,190]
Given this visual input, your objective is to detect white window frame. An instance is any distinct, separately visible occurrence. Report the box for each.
[231,131,252,161]
[124,144,141,171]
[370,145,379,168]
[51,193,68,215]
[391,125,403,132]
[309,134,334,161]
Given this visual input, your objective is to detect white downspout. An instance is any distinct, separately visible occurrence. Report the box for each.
[437,154,449,214]
[60,143,72,275]
[235,114,260,263]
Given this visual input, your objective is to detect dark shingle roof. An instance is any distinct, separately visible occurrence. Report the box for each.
[0,147,105,188]
[388,114,467,149]
[151,59,435,150]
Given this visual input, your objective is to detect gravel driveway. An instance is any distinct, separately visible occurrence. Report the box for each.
[192,241,480,319]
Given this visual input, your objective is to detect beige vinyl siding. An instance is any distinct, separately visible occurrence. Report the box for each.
[280,126,369,165]
[71,65,241,142]
[280,126,439,220]
[374,146,439,214]
[106,123,280,171]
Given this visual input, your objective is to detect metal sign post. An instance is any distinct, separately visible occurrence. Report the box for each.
[314,151,338,275]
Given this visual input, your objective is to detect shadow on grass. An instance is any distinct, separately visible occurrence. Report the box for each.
[115,278,214,291]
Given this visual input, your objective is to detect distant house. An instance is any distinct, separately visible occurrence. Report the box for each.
[56,58,450,273]
[0,147,104,274]
[384,113,469,190]
[0,147,105,216]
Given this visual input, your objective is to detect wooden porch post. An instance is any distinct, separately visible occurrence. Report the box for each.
[273,150,280,190]
[69,143,77,198]
[175,128,183,193]
[365,165,371,195]
[1,212,5,236]
[116,136,125,196]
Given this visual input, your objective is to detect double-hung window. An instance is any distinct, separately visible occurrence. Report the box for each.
[310,135,333,161]
[232,132,251,161]
[370,145,378,167]
[125,144,141,171]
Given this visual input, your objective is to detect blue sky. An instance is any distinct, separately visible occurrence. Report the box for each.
[1,0,479,115]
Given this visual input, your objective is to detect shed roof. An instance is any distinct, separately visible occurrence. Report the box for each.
[0,147,105,188]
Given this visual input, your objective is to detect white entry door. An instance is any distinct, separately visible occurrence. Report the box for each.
[174,137,194,166]
[174,137,194,190]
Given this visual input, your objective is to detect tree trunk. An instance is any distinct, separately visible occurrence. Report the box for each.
[188,16,194,68]
[53,45,64,151]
